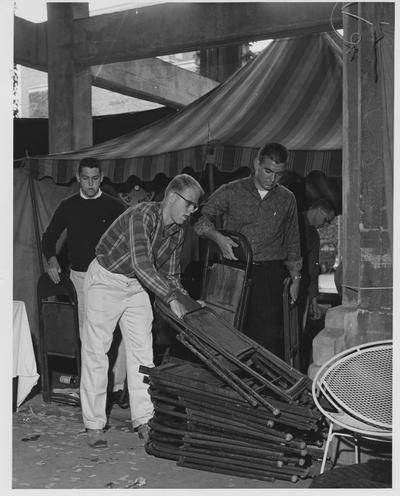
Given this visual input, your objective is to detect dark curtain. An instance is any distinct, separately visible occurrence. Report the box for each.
[13,166,78,342]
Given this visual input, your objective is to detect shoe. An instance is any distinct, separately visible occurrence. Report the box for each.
[137,423,150,443]
[109,390,130,409]
[115,388,130,409]
[86,428,108,449]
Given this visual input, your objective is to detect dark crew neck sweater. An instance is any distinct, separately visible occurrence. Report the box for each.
[42,193,126,272]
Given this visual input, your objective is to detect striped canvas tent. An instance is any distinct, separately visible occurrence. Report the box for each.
[15,32,343,340]
[26,32,343,183]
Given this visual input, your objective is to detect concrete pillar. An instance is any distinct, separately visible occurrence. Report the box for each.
[309,3,393,378]
[47,3,92,153]
[199,44,249,82]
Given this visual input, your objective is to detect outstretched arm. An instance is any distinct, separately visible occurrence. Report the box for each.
[194,186,238,259]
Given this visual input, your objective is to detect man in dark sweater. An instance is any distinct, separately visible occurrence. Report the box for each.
[42,157,127,400]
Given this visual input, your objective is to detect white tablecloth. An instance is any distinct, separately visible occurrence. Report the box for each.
[13,300,40,407]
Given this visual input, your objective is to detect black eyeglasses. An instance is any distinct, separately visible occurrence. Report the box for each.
[175,192,199,212]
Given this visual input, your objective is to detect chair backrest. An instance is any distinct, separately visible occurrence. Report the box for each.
[37,273,80,358]
[312,340,392,432]
[200,230,253,330]
[37,272,78,301]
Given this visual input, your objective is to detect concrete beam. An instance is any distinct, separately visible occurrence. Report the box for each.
[14,16,47,71]
[14,15,218,108]
[76,2,343,65]
[91,58,219,109]
[15,3,342,108]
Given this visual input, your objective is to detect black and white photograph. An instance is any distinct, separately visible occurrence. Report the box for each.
[2,0,397,492]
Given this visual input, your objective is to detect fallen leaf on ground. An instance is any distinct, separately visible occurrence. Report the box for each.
[126,477,146,488]
[105,481,117,488]
[21,434,40,442]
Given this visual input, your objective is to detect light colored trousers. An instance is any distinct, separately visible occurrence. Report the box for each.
[80,259,154,429]
[70,268,127,391]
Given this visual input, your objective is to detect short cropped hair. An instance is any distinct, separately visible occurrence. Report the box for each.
[257,142,289,165]
[78,157,102,175]
[164,173,204,199]
[310,198,336,216]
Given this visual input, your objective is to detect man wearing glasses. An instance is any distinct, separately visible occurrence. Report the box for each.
[80,174,204,449]
[195,142,302,359]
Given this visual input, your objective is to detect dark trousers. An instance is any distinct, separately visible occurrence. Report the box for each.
[244,261,286,359]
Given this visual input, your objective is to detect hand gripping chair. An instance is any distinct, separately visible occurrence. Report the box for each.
[282,277,300,369]
[37,273,81,406]
[199,229,253,331]
[153,230,253,364]
[312,340,392,473]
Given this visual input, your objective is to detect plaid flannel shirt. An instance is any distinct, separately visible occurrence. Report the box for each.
[96,202,187,303]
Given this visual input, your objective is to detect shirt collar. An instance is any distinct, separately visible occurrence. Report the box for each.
[156,202,181,235]
[80,189,102,200]
[244,175,279,195]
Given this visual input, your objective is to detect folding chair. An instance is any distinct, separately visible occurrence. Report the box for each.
[282,277,301,369]
[153,229,253,364]
[155,298,312,414]
[37,273,81,406]
[200,229,253,331]
[141,359,321,483]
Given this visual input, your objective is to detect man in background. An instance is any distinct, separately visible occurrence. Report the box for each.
[298,198,336,325]
[41,157,128,406]
[297,198,336,371]
[195,142,302,359]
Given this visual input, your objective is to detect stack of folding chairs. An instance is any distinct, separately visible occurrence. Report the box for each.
[140,299,324,483]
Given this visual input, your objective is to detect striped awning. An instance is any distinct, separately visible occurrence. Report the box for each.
[27,33,343,183]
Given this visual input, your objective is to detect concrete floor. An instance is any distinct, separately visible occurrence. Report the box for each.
[12,392,315,490]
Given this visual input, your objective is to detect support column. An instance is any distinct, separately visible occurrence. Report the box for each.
[199,44,249,82]
[47,3,92,153]
[309,2,393,377]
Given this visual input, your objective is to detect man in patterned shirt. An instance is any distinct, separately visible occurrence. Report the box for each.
[80,174,204,448]
[195,142,302,359]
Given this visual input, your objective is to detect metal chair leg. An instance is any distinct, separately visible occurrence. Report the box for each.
[320,422,334,473]
[354,435,360,464]
[321,425,362,474]
[330,431,340,468]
